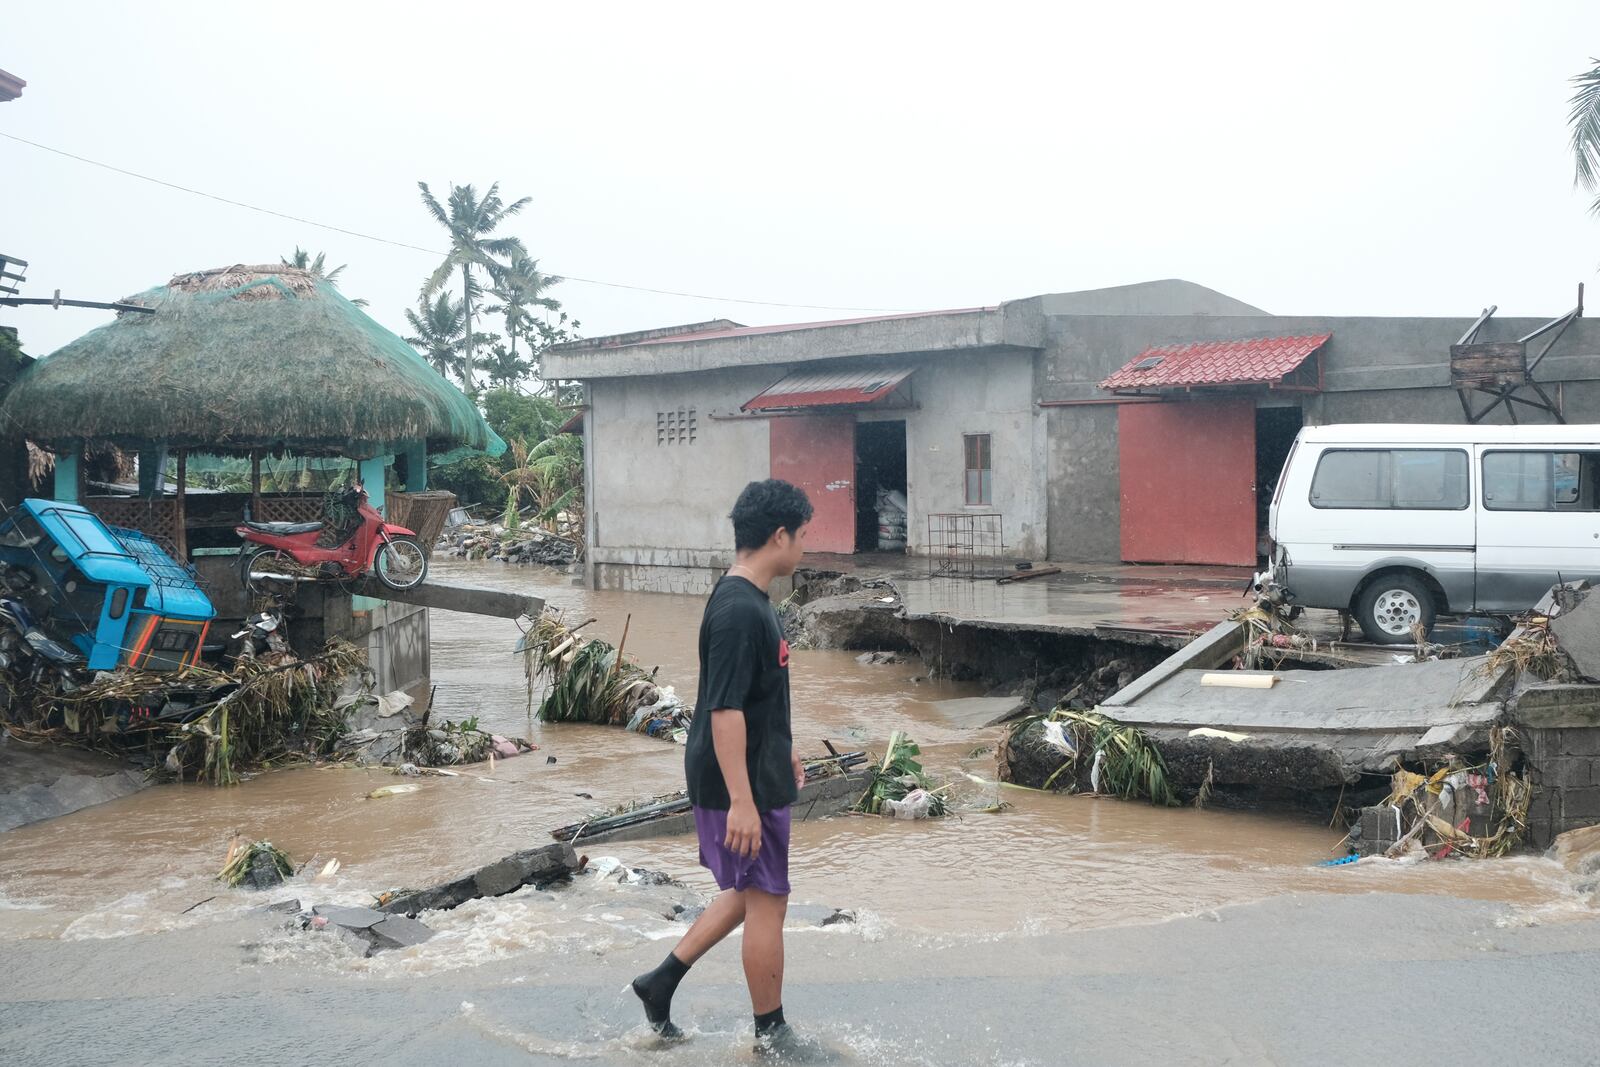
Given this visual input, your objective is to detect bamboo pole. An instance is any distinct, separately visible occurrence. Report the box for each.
[611,614,632,679]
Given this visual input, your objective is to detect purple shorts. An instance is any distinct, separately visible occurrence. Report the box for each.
[693,805,791,896]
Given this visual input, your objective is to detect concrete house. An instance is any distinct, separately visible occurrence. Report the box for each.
[545,279,1600,594]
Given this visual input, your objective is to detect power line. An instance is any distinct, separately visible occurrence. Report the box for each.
[0,131,920,315]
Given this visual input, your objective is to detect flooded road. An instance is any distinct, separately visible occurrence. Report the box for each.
[1,558,1589,949]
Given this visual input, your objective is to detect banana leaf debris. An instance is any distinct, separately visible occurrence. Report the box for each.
[853,732,950,819]
[999,708,1179,806]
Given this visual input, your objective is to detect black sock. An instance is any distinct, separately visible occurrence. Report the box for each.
[632,952,690,1033]
[754,1005,786,1034]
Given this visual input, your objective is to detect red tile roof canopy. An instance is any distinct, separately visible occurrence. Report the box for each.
[1100,333,1332,393]
[742,367,914,411]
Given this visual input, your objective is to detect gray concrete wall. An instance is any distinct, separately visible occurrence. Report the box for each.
[1040,313,1600,562]
[585,350,1047,577]
[891,349,1047,558]
[587,368,773,556]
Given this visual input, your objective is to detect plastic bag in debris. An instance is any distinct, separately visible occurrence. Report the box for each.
[626,685,693,739]
[883,788,933,820]
[1042,720,1077,756]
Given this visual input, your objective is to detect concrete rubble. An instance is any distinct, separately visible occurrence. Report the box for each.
[376,841,580,916]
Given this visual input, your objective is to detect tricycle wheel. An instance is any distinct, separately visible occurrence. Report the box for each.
[375,536,428,591]
[241,548,297,597]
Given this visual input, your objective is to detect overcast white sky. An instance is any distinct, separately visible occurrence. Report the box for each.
[5,1,1600,359]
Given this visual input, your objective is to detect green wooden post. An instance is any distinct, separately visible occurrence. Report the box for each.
[354,453,391,612]
[403,442,427,492]
[53,445,79,503]
[359,455,388,515]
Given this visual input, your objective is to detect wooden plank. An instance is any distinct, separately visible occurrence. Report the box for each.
[1450,342,1526,388]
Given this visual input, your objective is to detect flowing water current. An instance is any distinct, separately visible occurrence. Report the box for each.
[0,560,1593,1063]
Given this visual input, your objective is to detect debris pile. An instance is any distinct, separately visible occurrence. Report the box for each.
[999,708,1179,806]
[220,839,293,889]
[1349,726,1531,859]
[853,732,948,819]
[521,612,692,740]
[2,639,370,785]
[436,522,580,568]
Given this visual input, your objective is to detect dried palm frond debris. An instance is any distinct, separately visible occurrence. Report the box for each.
[1481,614,1569,681]
[3,640,369,786]
[853,731,948,818]
[520,611,692,739]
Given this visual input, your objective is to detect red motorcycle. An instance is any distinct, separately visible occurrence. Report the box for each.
[236,483,428,594]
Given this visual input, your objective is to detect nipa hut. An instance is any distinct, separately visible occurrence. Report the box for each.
[0,264,502,555]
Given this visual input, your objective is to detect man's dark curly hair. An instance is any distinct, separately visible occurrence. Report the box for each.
[730,479,814,552]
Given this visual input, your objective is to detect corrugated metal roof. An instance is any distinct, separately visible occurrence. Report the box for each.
[742,367,914,411]
[1100,334,1332,391]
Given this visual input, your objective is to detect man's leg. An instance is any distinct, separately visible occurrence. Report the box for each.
[675,888,747,963]
[741,887,788,1014]
[632,888,746,1035]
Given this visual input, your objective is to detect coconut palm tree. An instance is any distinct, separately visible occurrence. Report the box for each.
[486,250,563,359]
[404,292,468,379]
[418,181,531,395]
[281,247,368,306]
[1571,58,1600,215]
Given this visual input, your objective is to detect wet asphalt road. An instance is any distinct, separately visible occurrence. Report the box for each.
[4,892,1598,1066]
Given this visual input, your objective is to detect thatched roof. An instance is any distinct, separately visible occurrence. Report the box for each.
[0,265,504,459]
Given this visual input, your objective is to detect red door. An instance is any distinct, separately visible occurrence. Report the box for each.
[1118,399,1256,566]
[770,416,855,554]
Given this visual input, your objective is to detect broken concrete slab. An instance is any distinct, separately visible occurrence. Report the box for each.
[0,743,151,833]
[351,575,545,619]
[377,841,579,916]
[310,903,435,955]
[1550,592,1600,682]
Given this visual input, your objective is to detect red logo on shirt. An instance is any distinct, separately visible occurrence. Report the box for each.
[778,639,790,668]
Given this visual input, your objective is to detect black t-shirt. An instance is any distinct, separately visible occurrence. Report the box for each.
[684,575,796,812]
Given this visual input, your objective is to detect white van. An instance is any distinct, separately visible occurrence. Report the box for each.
[1266,423,1600,644]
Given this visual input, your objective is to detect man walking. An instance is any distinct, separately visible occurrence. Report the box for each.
[632,479,813,1055]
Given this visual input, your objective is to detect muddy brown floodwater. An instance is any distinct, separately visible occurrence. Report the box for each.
[0,559,1590,950]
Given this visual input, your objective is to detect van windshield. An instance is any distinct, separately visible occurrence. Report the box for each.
[1309,449,1468,510]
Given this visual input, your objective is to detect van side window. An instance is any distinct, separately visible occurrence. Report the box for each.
[1310,449,1468,510]
[1483,451,1600,511]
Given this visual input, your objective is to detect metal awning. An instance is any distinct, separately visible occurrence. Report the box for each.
[741,367,913,412]
[1100,334,1331,394]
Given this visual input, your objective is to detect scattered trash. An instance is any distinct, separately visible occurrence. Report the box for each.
[219,839,293,890]
[854,732,949,818]
[367,784,421,799]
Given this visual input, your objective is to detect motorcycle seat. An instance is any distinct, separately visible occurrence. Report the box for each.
[244,520,323,535]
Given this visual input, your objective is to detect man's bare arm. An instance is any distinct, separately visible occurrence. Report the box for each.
[710,709,761,857]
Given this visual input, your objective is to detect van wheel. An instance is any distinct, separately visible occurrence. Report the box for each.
[1355,573,1436,644]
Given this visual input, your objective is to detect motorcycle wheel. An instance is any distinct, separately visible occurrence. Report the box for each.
[241,547,298,597]
[374,536,428,591]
